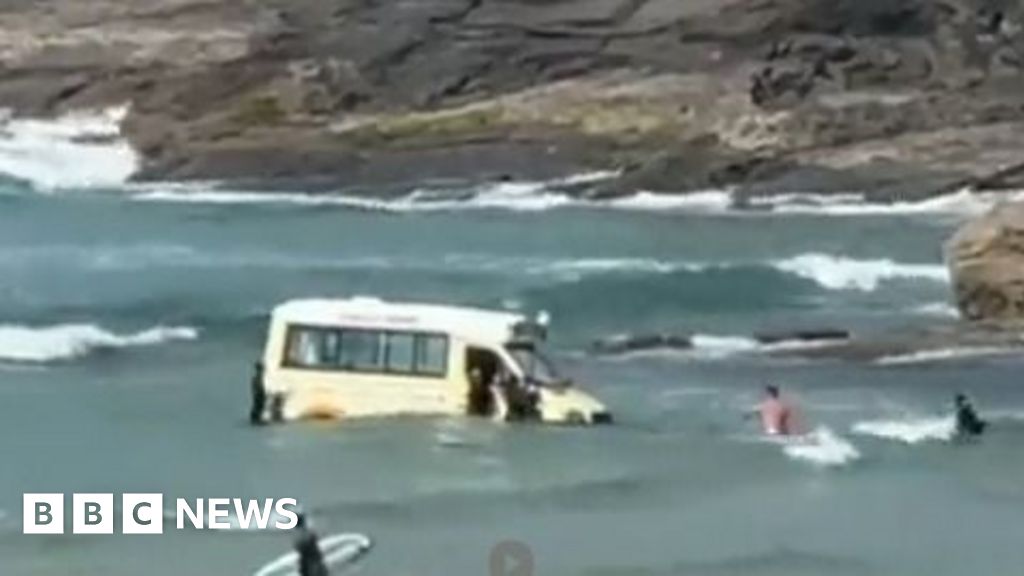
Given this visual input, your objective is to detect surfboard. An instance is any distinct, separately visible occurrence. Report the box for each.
[254,532,372,576]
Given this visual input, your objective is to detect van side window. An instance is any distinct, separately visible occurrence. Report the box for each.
[415,334,448,376]
[283,324,448,377]
[386,333,416,373]
[322,330,342,366]
[286,327,327,367]
[340,330,384,371]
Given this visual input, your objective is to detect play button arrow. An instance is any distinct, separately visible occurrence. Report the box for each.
[490,540,534,576]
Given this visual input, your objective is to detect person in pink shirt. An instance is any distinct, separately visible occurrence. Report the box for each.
[753,385,796,436]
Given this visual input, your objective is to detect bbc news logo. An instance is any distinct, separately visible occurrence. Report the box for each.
[23,494,299,535]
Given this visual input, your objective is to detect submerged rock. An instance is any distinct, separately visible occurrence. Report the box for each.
[769,323,1024,363]
[947,201,1024,322]
[590,333,693,355]
[753,328,850,345]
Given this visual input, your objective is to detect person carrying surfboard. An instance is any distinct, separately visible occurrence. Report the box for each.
[294,514,329,576]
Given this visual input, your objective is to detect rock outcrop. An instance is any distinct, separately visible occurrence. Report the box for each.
[947,201,1024,322]
[590,333,694,355]
[4,0,1024,193]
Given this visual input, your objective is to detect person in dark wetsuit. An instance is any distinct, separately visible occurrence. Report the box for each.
[954,393,987,438]
[466,368,495,417]
[249,362,267,425]
[293,513,329,576]
[500,374,540,422]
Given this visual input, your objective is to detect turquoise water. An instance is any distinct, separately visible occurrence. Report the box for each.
[0,181,1022,576]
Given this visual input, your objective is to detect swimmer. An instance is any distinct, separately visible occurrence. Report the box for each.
[747,385,796,436]
[954,393,987,438]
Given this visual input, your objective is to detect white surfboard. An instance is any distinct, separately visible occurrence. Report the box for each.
[254,532,372,576]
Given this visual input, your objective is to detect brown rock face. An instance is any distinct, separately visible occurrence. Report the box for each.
[947,202,1024,322]
[5,0,1024,191]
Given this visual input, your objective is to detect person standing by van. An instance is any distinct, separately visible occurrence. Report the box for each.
[250,362,267,425]
[467,367,495,417]
[501,374,540,422]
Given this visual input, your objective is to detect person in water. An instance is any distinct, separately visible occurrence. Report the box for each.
[500,372,540,422]
[249,362,266,426]
[954,393,987,438]
[466,367,495,417]
[294,513,329,576]
[751,385,795,436]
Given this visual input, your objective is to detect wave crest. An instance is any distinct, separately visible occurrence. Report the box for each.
[773,253,947,291]
[0,323,198,362]
[127,181,1024,217]
[852,417,955,444]
[875,347,1012,365]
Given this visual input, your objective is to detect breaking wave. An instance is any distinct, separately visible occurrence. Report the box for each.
[772,253,947,291]
[685,334,837,360]
[747,189,1024,216]
[0,107,138,190]
[508,253,946,293]
[0,245,946,293]
[601,190,734,212]
[875,347,1013,365]
[0,323,198,362]
[596,332,845,361]
[129,172,619,212]
[126,181,1024,217]
[851,417,955,444]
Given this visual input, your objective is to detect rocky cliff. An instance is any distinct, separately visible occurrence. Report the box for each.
[4,0,1024,194]
[948,201,1024,322]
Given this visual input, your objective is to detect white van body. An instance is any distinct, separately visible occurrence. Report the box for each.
[260,297,610,425]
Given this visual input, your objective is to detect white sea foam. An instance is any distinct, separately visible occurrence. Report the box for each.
[875,347,1012,365]
[0,107,138,190]
[602,190,734,212]
[128,174,616,212]
[0,243,945,303]
[772,253,948,291]
[689,334,761,357]
[528,253,949,294]
[613,332,844,362]
[748,189,1024,216]
[745,192,867,213]
[852,416,956,444]
[131,189,392,208]
[0,324,198,362]
[522,257,682,280]
[912,302,959,318]
[124,178,1024,217]
[781,427,861,467]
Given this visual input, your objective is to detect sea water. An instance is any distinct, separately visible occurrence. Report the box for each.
[0,111,1023,576]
